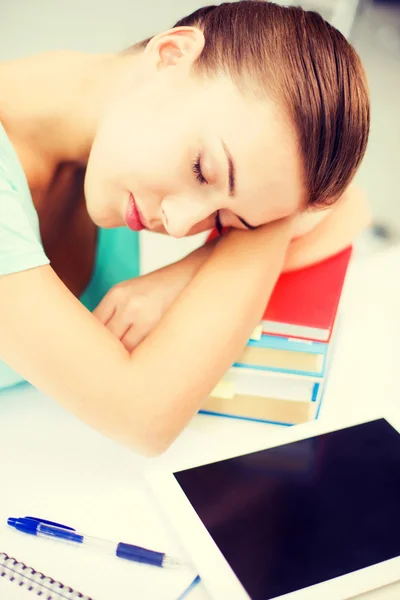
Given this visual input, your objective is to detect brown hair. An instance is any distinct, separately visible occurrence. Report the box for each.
[136,1,370,208]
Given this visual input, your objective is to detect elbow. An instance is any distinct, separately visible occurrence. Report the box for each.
[136,436,174,458]
[101,408,176,457]
[116,382,189,457]
[127,421,179,458]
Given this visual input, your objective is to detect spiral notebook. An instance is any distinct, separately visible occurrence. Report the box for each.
[0,551,91,599]
[0,550,200,600]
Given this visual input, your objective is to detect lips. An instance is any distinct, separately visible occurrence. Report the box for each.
[125,193,145,231]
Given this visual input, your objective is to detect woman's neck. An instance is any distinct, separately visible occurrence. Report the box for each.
[0,51,135,172]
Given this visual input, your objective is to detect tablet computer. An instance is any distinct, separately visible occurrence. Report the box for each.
[148,416,400,600]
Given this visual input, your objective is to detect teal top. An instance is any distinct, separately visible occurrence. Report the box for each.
[0,122,140,390]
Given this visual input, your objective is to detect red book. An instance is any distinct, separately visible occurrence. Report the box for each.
[207,229,352,342]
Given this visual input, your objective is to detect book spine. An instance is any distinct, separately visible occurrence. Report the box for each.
[247,335,328,355]
[199,410,293,427]
[232,362,325,378]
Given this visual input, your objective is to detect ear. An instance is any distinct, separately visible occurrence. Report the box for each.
[143,26,205,70]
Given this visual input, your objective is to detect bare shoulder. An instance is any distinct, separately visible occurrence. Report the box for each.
[284,186,371,271]
[292,208,331,239]
[292,185,371,240]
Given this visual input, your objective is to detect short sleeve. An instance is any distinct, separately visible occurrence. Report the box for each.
[0,177,50,276]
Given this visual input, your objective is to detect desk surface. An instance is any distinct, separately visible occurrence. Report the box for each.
[0,246,399,600]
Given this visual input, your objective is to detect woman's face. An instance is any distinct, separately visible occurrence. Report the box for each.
[85,28,304,236]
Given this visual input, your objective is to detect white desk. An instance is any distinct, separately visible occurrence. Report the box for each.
[0,245,399,599]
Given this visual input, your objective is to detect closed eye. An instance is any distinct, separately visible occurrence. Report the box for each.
[238,216,257,230]
[192,154,208,185]
[192,153,256,232]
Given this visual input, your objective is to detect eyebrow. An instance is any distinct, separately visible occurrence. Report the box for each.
[221,139,258,230]
[221,139,236,197]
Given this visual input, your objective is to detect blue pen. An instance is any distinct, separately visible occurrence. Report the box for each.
[7,516,181,569]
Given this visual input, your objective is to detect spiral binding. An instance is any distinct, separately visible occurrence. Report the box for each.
[0,552,93,599]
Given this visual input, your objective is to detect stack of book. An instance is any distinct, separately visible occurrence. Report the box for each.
[201,244,352,426]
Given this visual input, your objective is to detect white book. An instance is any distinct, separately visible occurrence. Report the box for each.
[217,367,320,403]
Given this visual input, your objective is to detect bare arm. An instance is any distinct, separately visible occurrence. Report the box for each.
[154,186,370,295]
[91,186,370,355]
[0,218,293,455]
[144,236,218,299]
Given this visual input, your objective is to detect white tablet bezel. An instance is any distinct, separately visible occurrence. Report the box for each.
[147,413,400,600]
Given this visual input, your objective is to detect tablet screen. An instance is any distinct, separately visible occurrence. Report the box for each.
[174,419,400,600]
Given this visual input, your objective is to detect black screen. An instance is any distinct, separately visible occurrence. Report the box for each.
[174,419,400,600]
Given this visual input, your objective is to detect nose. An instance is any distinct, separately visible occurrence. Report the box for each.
[160,194,216,238]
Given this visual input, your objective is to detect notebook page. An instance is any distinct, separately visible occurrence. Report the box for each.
[0,550,93,599]
[0,581,33,600]
[0,550,195,600]
[0,387,199,600]
[0,509,196,600]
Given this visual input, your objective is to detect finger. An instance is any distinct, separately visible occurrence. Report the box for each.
[103,309,131,341]
[120,325,147,353]
[92,297,115,325]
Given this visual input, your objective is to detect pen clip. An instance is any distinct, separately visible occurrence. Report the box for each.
[24,516,76,532]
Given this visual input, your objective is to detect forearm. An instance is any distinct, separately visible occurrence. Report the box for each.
[126,219,293,453]
[162,186,371,295]
[155,237,218,301]
[178,236,218,273]
[0,218,290,458]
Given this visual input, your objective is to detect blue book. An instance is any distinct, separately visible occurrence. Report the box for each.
[234,334,328,377]
[200,326,339,426]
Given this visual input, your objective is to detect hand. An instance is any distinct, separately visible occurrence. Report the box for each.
[93,267,186,352]
[93,239,221,351]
